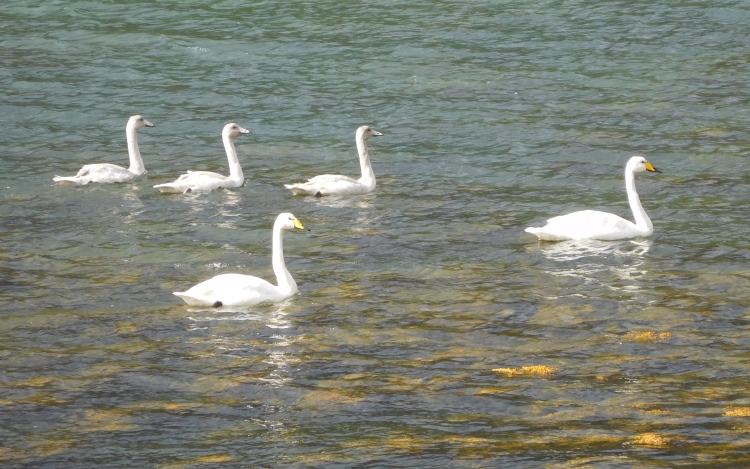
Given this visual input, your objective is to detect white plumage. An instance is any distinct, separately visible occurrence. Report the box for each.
[154,123,249,194]
[174,213,306,307]
[285,125,383,196]
[53,115,154,185]
[525,156,660,241]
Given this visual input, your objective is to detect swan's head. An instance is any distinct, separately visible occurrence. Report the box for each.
[628,156,660,173]
[357,125,383,140]
[128,115,155,130]
[223,123,251,138]
[276,212,305,231]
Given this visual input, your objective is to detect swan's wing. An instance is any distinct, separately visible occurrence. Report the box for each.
[546,210,628,227]
[186,170,226,179]
[286,174,365,196]
[169,171,221,183]
[155,171,230,193]
[75,164,134,183]
[542,210,637,239]
[306,174,358,185]
[180,273,281,306]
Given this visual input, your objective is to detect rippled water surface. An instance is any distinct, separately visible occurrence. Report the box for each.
[3,1,750,467]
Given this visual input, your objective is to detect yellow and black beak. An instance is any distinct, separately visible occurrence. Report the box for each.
[293,219,305,230]
[644,162,660,173]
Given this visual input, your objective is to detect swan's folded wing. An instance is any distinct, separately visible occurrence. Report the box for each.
[546,210,628,227]
[545,210,603,226]
[543,210,636,239]
[76,163,133,183]
[306,174,358,185]
[180,273,280,306]
[173,171,228,186]
[286,174,367,196]
[183,170,227,180]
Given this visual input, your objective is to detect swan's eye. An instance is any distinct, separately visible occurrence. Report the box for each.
[139,118,143,121]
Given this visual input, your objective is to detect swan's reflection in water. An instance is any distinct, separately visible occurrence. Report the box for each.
[530,239,652,293]
[304,193,375,210]
[171,191,244,230]
[187,300,298,388]
[179,190,242,212]
[304,194,385,233]
[119,190,145,220]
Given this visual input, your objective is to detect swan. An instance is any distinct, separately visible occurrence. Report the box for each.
[173,213,306,307]
[525,156,660,241]
[53,115,154,184]
[154,123,249,193]
[285,125,383,196]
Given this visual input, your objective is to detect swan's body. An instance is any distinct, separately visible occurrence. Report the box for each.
[154,123,249,194]
[174,213,305,307]
[285,125,382,196]
[525,156,659,241]
[53,115,154,185]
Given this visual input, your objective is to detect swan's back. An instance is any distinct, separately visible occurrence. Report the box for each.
[174,273,286,306]
[154,171,235,193]
[284,174,370,196]
[54,163,135,184]
[527,210,640,241]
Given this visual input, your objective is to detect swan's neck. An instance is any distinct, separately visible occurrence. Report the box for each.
[223,134,244,183]
[356,136,376,190]
[271,225,297,294]
[126,125,146,175]
[625,168,653,235]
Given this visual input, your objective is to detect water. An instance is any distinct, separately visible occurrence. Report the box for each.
[2,0,750,466]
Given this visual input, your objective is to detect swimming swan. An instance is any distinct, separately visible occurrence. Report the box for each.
[525,156,660,241]
[173,213,306,307]
[285,125,383,196]
[53,115,154,184]
[154,123,249,193]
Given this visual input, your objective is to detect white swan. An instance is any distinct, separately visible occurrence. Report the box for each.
[154,123,249,193]
[525,156,660,241]
[174,213,306,307]
[285,125,383,196]
[53,115,154,184]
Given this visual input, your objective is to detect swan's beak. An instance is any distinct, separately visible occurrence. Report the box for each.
[144,120,155,127]
[372,130,383,137]
[644,162,660,172]
[239,127,250,134]
[293,219,305,230]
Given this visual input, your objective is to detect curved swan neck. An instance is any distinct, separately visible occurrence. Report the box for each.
[223,133,244,183]
[271,225,297,293]
[625,167,653,235]
[126,123,146,175]
[356,135,375,188]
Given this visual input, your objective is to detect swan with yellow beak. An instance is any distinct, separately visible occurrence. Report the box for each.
[174,213,307,306]
[525,156,660,241]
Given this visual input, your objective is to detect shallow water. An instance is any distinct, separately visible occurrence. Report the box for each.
[2,0,750,467]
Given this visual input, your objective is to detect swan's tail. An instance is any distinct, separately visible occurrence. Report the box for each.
[525,227,567,241]
[525,227,546,239]
[154,183,187,194]
[284,183,313,195]
[173,292,216,306]
[53,175,85,184]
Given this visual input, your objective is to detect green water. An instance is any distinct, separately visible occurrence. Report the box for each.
[2,1,750,467]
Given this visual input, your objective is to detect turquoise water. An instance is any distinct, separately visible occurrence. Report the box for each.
[3,1,750,467]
